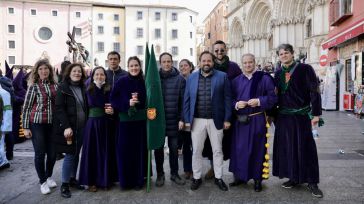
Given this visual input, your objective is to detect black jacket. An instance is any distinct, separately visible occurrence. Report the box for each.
[159,67,186,137]
[106,67,128,89]
[53,81,88,154]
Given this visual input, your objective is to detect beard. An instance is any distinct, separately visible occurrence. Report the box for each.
[202,65,212,74]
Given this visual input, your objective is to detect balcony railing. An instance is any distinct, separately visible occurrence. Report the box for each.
[329,0,352,26]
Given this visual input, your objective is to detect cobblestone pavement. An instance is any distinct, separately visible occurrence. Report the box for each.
[1,111,364,204]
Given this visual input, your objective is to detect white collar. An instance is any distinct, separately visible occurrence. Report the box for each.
[242,70,255,80]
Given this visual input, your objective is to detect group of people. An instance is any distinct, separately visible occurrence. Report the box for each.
[0,63,28,170]
[1,40,323,199]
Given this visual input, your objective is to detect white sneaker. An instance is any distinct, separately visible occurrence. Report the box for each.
[40,182,51,194]
[47,178,57,188]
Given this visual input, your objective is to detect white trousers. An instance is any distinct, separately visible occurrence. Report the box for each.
[191,118,223,179]
[0,133,9,166]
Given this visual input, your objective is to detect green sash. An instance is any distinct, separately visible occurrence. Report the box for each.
[279,106,324,126]
[3,105,12,111]
[88,107,105,117]
[279,106,310,115]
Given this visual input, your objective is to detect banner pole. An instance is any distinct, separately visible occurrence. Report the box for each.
[147,149,151,192]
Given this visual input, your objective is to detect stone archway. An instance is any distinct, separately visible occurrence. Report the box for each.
[272,0,306,49]
[245,0,272,62]
[229,17,243,63]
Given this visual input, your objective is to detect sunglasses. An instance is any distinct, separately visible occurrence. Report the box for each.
[214,49,225,53]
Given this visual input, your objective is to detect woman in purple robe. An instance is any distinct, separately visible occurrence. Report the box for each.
[78,66,115,192]
[272,44,323,198]
[110,56,147,190]
[229,53,277,192]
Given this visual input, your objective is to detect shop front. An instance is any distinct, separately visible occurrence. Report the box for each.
[322,19,364,113]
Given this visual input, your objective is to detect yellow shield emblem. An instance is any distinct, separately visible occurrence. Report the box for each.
[147,108,157,120]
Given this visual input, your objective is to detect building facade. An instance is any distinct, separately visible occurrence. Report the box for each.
[322,0,364,111]
[0,0,126,71]
[124,4,198,69]
[1,0,93,70]
[92,4,125,68]
[195,25,205,65]
[203,0,228,51]
[209,0,329,75]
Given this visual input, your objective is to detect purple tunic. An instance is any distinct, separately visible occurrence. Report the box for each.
[226,61,242,81]
[229,72,277,181]
[79,86,117,188]
[272,63,322,184]
[12,71,27,143]
[110,74,147,189]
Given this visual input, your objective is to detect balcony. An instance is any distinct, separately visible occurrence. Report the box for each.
[329,0,352,26]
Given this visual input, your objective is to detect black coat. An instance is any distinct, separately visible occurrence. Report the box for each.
[53,81,88,154]
[106,67,128,89]
[159,67,186,137]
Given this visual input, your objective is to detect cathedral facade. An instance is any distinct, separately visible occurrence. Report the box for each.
[225,0,328,75]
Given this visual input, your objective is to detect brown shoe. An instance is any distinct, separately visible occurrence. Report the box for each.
[88,185,97,192]
[204,168,214,180]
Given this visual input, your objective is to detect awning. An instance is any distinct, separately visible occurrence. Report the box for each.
[322,18,364,50]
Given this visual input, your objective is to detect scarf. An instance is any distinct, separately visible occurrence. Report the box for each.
[279,62,296,94]
[214,56,230,73]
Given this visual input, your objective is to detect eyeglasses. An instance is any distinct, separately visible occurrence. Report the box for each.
[214,49,225,53]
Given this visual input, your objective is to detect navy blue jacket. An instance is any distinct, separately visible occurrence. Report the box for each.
[106,67,127,89]
[160,67,186,137]
[183,69,232,130]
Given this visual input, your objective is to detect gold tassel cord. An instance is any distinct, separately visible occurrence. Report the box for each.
[19,114,25,138]
[262,112,270,180]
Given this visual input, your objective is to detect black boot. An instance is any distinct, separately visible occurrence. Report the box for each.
[307,183,323,198]
[61,183,71,198]
[0,163,10,170]
[155,173,165,187]
[69,177,84,189]
[254,180,262,192]
[6,152,13,160]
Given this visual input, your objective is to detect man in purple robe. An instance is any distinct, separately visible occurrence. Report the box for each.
[272,44,323,198]
[229,53,277,192]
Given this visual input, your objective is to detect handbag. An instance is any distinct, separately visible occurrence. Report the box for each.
[236,114,250,124]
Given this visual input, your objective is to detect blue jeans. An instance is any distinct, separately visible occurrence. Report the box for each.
[62,128,83,183]
[30,123,56,184]
[0,133,9,166]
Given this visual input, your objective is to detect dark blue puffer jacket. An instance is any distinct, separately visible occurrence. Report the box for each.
[159,67,186,137]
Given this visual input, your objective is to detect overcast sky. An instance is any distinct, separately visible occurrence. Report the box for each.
[104,0,221,24]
